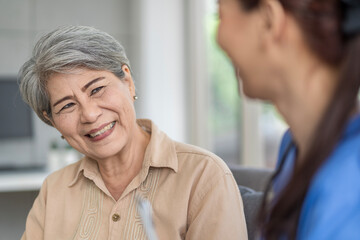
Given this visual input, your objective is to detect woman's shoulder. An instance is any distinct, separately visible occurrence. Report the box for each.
[308,134,360,199]
[44,160,83,188]
[299,134,360,239]
[324,133,360,179]
[173,141,232,175]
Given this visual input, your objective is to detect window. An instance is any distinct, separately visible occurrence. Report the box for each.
[205,4,241,166]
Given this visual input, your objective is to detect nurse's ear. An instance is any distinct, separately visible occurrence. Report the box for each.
[259,0,287,44]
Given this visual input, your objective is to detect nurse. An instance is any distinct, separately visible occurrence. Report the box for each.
[217,0,360,239]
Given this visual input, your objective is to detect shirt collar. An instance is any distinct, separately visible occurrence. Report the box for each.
[68,155,100,187]
[138,119,178,172]
[68,119,178,187]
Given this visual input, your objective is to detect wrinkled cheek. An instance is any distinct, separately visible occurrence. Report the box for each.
[53,115,73,133]
[119,104,136,128]
[65,137,84,152]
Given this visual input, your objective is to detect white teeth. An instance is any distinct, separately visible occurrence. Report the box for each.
[89,122,115,138]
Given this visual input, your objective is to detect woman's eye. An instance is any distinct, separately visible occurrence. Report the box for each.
[91,86,104,96]
[59,103,75,112]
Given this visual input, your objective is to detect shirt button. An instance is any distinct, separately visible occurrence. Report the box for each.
[112,213,120,222]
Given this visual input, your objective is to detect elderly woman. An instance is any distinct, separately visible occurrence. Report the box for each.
[19,26,247,240]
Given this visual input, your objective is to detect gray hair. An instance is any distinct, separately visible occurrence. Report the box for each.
[18,25,131,126]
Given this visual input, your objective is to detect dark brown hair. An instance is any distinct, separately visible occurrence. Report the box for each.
[237,0,360,239]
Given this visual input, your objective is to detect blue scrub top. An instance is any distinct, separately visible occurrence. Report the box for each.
[275,113,360,239]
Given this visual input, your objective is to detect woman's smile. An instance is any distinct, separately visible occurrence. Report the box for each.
[86,121,116,141]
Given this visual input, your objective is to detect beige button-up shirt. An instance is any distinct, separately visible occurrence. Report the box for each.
[22,119,247,240]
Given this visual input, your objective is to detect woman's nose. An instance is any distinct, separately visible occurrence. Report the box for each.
[80,101,101,123]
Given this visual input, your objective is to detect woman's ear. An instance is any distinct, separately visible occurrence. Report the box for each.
[260,0,287,43]
[43,111,54,126]
[121,65,136,97]
[122,64,131,75]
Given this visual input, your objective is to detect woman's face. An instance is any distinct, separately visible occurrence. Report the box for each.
[46,67,137,160]
[217,0,275,99]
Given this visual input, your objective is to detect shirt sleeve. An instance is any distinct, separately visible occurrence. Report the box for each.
[185,173,248,240]
[21,179,47,240]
